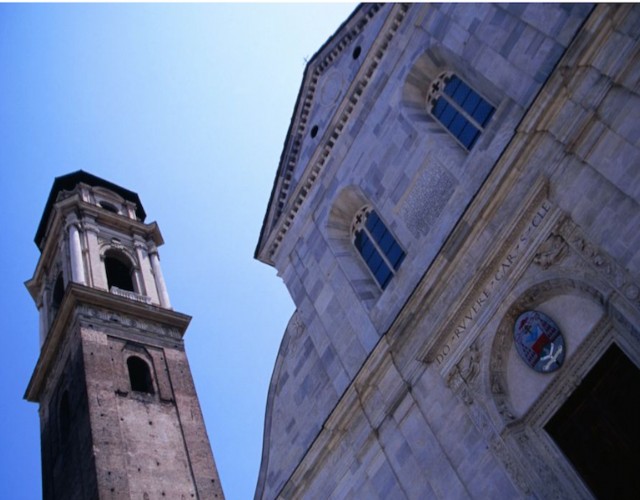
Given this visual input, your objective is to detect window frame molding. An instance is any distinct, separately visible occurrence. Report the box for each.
[488,278,640,499]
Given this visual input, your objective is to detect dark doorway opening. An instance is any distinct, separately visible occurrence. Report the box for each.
[545,344,640,499]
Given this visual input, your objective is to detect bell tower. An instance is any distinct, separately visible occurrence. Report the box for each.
[25,171,224,499]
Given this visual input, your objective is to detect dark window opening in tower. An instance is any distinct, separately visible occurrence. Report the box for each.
[105,253,134,292]
[52,273,64,312]
[59,391,71,442]
[127,356,154,394]
[99,201,119,214]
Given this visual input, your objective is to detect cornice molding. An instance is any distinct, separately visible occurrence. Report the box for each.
[28,195,163,294]
[24,283,190,402]
[257,4,410,266]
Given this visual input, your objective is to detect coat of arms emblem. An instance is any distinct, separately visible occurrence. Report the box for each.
[513,310,565,373]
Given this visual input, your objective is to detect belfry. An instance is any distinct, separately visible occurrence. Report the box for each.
[25,171,224,499]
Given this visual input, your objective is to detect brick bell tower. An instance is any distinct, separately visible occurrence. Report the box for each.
[25,171,224,499]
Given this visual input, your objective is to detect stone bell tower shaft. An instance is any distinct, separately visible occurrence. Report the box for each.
[25,171,224,499]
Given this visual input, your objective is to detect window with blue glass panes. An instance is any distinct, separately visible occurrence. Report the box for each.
[428,73,494,150]
[352,207,405,289]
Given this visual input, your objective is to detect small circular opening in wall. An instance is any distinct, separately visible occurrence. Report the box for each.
[310,125,319,138]
[352,46,361,59]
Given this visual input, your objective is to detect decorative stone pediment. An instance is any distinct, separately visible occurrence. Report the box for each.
[255,4,411,266]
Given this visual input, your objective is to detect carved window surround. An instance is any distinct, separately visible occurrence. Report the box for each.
[484,216,640,498]
[435,209,640,498]
[502,308,638,499]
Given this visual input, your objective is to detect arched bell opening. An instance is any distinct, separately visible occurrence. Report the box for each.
[104,250,135,293]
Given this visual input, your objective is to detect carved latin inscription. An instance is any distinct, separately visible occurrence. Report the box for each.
[434,200,552,365]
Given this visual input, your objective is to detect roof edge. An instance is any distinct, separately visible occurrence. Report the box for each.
[35,170,146,249]
[254,3,366,265]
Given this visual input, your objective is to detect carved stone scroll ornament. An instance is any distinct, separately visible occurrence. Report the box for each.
[558,217,640,310]
[446,341,480,405]
[292,312,306,336]
[447,343,534,496]
[279,310,309,361]
[533,234,568,269]
[77,305,182,341]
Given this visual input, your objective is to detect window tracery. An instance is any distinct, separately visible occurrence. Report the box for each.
[351,206,405,289]
[427,72,494,150]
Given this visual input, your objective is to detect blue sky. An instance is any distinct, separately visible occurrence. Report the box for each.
[0,4,355,498]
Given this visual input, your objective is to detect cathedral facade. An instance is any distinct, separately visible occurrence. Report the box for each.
[255,4,640,499]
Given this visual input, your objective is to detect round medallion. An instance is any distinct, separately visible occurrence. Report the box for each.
[513,310,565,373]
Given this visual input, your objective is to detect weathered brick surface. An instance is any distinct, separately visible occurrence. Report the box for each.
[33,300,225,500]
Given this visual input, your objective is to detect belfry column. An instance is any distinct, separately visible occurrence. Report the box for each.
[67,217,86,286]
[149,244,171,309]
[132,236,153,300]
[37,294,47,347]
[83,217,106,291]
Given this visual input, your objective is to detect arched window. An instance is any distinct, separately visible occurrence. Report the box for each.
[127,356,154,394]
[352,206,405,289]
[427,72,494,150]
[104,251,134,292]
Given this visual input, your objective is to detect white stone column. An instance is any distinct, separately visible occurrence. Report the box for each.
[133,237,154,301]
[68,223,86,285]
[38,292,48,347]
[84,218,107,290]
[149,249,171,309]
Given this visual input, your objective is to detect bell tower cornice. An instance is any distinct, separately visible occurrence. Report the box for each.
[34,170,146,249]
[24,282,191,403]
[26,193,164,301]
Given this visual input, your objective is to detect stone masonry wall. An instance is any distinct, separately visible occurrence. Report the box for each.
[257,4,596,498]
[258,3,640,499]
